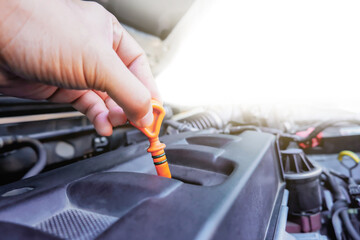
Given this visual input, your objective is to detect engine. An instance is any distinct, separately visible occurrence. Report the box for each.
[0,98,360,240]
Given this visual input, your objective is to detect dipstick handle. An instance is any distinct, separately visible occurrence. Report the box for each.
[130,100,171,178]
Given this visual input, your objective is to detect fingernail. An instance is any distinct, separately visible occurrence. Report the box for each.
[135,107,153,128]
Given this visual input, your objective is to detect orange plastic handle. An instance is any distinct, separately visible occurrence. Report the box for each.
[130,99,171,178]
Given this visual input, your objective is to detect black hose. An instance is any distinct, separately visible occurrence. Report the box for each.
[340,209,360,240]
[163,120,197,132]
[224,125,260,134]
[0,136,47,179]
[324,171,345,201]
[18,137,47,179]
[177,111,223,130]
[332,206,348,240]
[324,170,360,240]
[330,170,350,182]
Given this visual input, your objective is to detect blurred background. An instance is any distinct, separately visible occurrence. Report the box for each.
[85,0,360,131]
[96,0,360,108]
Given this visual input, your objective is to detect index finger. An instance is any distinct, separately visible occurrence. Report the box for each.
[111,17,162,103]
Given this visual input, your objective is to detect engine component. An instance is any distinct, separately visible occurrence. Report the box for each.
[281,149,322,215]
[175,109,224,130]
[294,119,360,154]
[0,131,283,240]
[338,150,360,178]
[0,136,46,179]
[281,149,323,233]
[322,171,360,240]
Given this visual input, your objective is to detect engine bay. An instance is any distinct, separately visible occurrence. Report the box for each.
[1,0,360,239]
[1,98,360,240]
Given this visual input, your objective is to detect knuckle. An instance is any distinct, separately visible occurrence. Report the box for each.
[133,93,151,119]
[81,43,109,91]
[85,1,106,13]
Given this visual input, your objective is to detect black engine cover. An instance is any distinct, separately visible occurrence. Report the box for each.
[0,131,284,240]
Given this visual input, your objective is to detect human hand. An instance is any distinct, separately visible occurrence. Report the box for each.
[0,0,161,136]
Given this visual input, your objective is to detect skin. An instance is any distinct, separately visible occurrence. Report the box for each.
[0,0,161,136]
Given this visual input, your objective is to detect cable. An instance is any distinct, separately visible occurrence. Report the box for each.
[19,137,47,179]
[0,136,47,179]
[273,119,360,150]
[340,209,360,240]
[297,119,360,144]
[323,171,345,201]
[330,170,349,182]
[0,124,124,179]
[324,170,360,240]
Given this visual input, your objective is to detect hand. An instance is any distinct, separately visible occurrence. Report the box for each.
[0,0,161,136]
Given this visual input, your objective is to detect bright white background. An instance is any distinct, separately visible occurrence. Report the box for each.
[157,0,360,111]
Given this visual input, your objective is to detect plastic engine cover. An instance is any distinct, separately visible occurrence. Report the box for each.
[0,131,284,240]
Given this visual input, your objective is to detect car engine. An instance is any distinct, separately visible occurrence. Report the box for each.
[1,0,360,239]
[1,97,360,240]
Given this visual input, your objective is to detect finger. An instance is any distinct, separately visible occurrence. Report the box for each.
[89,48,153,128]
[0,69,113,136]
[46,88,88,103]
[111,17,162,103]
[94,90,127,126]
[0,68,59,100]
[70,90,113,136]
[105,98,127,127]
[38,88,114,136]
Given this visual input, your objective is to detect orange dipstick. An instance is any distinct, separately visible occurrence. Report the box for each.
[130,99,171,178]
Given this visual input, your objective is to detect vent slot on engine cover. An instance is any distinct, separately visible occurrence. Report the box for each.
[282,149,316,174]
